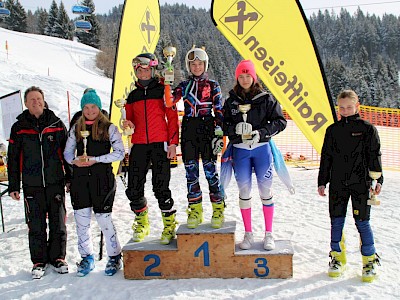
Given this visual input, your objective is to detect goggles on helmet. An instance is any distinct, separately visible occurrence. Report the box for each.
[187,49,208,62]
[132,56,158,69]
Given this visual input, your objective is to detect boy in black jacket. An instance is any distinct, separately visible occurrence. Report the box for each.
[318,89,383,282]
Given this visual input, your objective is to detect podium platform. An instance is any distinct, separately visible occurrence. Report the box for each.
[122,221,293,279]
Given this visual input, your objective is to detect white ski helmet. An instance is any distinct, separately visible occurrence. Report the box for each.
[185,47,209,74]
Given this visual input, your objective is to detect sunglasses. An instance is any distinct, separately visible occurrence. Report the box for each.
[187,50,207,62]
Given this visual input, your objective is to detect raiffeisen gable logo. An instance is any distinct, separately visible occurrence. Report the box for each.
[220,0,262,40]
[140,7,158,50]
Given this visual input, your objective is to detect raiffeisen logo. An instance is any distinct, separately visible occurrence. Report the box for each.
[140,8,157,49]
[221,0,262,40]
[220,0,328,133]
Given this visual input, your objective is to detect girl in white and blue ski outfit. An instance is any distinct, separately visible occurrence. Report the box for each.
[64,90,125,277]
[168,47,225,229]
[223,60,287,251]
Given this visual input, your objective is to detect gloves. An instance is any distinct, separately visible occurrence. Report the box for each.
[235,122,252,135]
[243,130,260,146]
[214,126,223,137]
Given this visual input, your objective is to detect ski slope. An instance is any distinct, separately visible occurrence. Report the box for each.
[0,27,399,300]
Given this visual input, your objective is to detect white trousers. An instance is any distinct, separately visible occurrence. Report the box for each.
[74,207,121,258]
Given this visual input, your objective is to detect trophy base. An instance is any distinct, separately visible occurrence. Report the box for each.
[79,157,89,162]
[123,128,134,136]
[242,134,252,140]
[367,199,380,206]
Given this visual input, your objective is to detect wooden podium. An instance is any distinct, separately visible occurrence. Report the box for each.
[122,221,293,279]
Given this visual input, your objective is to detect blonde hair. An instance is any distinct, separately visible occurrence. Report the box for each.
[75,110,111,142]
[337,89,359,104]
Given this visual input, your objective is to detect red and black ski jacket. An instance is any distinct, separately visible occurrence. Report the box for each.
[125,79,179,145]
[7,109,68,193]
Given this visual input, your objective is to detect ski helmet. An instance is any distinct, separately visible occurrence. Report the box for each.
[132,53,158,71]
[185,47,209,74]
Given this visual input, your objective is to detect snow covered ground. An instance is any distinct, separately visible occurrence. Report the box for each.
[0,27,399,300]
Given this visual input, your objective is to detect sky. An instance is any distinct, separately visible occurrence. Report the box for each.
[15,0,400,17]
[0,26,400,299]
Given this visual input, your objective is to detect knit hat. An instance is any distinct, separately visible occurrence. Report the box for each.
[235,60,257,82]
[80,90,102,110]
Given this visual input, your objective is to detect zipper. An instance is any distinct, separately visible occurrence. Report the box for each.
[40,119,59,187]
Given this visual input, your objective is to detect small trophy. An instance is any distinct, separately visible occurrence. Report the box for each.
[114,99,134,136]
[367,171,382,206]
[80,130,90,162]
[0,151,7,179]
[238,104,252,140]
[163,46,176,85]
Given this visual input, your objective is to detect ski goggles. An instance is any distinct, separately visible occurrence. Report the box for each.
[187,49,207,62]
[132,57,158,69]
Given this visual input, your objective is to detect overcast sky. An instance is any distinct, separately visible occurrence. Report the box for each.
[16,0,400,17]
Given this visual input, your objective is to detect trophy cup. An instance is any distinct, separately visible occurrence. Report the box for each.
[114,99,134,136]
[163,46,176,85]
[367,171,382,206]
[0,150,7,179]
[80,130,90,162]
[238,104,252,140]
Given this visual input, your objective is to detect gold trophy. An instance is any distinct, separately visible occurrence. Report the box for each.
[238,104,252,140]
[80,130,90,162]
[114,98,134,136]
[0,150,7,180]
[163,46,176,85]
[367,171,382,206]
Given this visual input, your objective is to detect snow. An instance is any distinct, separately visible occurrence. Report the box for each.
[0,27,399,300]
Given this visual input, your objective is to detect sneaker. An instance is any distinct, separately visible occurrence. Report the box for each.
[76,254,95,277]
[211,202,225,229]
[239,232,254,250]
[132,210,150,242]
[263,231,275,251]
[187,203,203,229]
[32,263,47,280]
[105,254,122,276]
[362,253,381,283]
[160,212,177,245]
[328,251,347,277]
[51,259,69,274]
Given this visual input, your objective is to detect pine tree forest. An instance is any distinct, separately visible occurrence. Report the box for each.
[1,1,400,108]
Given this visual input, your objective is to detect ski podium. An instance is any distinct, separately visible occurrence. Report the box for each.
[122,221,293,279]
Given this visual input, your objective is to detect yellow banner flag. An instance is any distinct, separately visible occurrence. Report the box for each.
[110,0,160,173]
[211,0,337,153]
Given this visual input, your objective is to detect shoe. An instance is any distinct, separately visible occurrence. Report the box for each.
[132,210,150,242]
[263,231,275,251]
[211,202,225,229]
[186,203,203,229]
[105,254,122,276]
[160,212,177,245]
[328,251,347,277]
[76,254,95,277]
[362,253,381,283]
[32,263,47,279]
[51,259,69,274]
[239,232,254,250]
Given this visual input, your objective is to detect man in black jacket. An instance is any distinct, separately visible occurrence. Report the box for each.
[8,86,69,279]
[318,89,383,282]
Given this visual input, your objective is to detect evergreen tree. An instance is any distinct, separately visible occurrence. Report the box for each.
[75,0,101,49]
[45,0,58,36]
[54,1,72,40]
[4,0,27,32]
[36,8,48,35]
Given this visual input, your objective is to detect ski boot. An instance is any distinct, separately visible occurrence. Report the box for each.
[132,210,150,242]
[51,259,69,274]
[77,254,95,277]
[186,203,203,229]
[105,253,122,276]
[362,253,381,283]
[160,212,178,245]
[32,263,47,279]
[328,251,347,277]
[211,202,225,229]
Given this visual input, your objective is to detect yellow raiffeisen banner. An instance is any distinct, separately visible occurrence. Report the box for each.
[211,0,337,153]
[110,0,160,173]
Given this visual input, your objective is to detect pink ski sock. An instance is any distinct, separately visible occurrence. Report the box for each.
[240,208,252,232]
[263,205,274,232]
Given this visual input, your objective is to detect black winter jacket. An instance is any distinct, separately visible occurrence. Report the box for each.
[223,90,287,144]
[318,114,383,188]
[7,109,68,193]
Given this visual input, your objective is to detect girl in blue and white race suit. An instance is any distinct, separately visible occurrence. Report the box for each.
[223,60,286,251]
